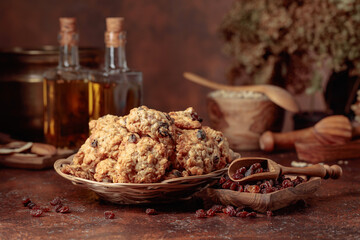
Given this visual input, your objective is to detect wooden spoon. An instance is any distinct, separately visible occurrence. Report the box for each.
[228,157,342,184]
[183,72,299,112]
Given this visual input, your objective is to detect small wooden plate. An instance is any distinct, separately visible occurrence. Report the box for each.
[207,177,321,213]
[0,149,74,169]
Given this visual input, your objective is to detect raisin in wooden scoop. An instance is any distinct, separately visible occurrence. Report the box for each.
[228,157,342,184]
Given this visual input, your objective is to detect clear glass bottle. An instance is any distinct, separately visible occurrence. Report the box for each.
[43,18,89,149]
[89,17,143,120]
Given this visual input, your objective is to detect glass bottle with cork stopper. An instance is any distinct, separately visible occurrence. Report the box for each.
[43,17,89,149]
[89,17,143,120]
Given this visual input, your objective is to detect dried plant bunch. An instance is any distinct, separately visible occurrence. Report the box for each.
[220,0,360,94]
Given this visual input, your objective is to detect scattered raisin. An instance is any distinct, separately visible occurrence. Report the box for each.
[27,202,37,209]
[22,197,31,207]
[292,176,305,186]
[146,208,157,215]
[195,209,207,218]
[158,129,169,137]
[54,204,63,212]
[252,163,262,170]
[260,181,273,189]
[236,167,247,175]
[215,162,307,196]
[223,205,236,217]
[59,206,70,213]
[261,187,276,194]
[206,209,216,217]
[236,211,248,218]
[222,180,233,189]
[232,172,244,180]
[128,134,137,143]
[230,182,239,191]
[30,209,43,217]
[165,113,173,122]
[211,205,224,213]
[104,211,115,219]
[196,129,206,140]
[158,123,170,137]
[282,179,294,188]
[91,139,98,148]
[50,197,62,206]
[219,177,227,185]
[190,112,202,122]
[266,211,273,217]
[213,156,219,165]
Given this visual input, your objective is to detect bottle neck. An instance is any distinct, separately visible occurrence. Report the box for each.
[58,32,80,69]
[104,32,128,72]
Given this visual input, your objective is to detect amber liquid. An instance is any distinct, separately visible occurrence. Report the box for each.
[43,77,89,148]
[89,71,142,120]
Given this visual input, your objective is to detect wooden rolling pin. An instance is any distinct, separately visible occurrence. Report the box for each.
[259,115,359,152]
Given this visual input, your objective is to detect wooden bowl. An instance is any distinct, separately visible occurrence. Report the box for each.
[206,177,320,212]
[207,90,284,150]
[54,155,228,204]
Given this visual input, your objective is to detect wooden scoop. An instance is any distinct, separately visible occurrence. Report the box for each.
[259,115,356,152]
[228,157,342,184]
[183,72,299,112]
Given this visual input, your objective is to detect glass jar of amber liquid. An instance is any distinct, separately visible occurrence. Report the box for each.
[89,17,143,121]
[43,18,89,149]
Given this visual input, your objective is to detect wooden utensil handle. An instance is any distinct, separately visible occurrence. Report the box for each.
[259,128,314,152]
[281,164,342,179]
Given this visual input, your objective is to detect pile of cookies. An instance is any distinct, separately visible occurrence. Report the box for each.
[62,106,237,183]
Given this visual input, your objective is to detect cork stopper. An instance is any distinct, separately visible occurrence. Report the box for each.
[59,18,77,32]
[59,17,77,46]
[105,17,125,47]
[106,17,124,32]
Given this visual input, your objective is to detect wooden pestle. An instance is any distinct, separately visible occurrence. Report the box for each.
[259,115,355,152]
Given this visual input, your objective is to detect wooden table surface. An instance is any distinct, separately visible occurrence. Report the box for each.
[1,151,359,240]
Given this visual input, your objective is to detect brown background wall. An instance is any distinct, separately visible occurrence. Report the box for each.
[0,0,234,124]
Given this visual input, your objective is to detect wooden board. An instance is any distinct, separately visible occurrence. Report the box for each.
[0,149,74,169]
[295,139,360,163]
[206,177,321,213]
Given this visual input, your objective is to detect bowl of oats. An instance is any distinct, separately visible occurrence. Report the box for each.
[207,90,284,150]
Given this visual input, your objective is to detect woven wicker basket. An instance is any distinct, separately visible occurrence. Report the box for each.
[54,155,231,204]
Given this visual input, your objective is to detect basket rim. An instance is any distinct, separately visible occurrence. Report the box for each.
[54,154,228,187]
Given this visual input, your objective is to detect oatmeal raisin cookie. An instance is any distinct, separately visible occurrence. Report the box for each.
[174,128,228,176]
[113,136,170,183]
[124,106,176,156]
[169,107,202,129]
